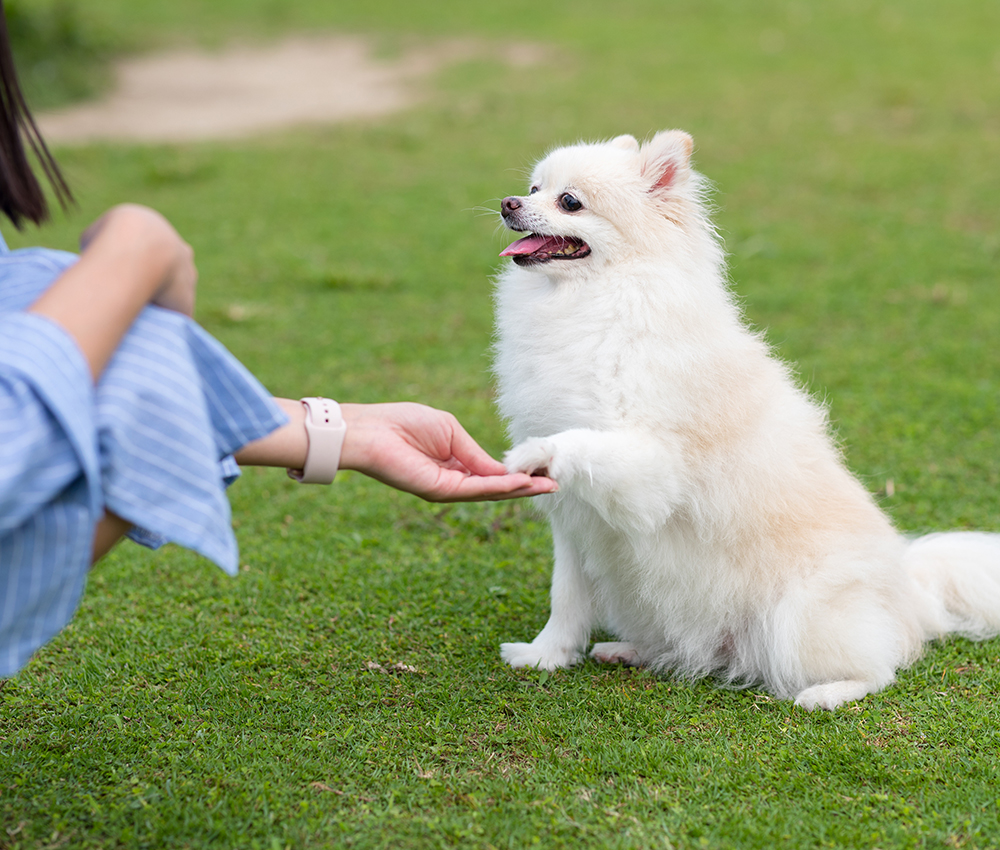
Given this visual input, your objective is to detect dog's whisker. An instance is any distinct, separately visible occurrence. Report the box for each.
[468,205,502,219]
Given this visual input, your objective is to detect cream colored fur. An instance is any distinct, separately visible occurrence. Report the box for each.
[493,131,1000,710]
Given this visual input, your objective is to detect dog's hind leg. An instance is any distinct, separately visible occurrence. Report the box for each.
[501,526,593,670]
[590,641,643,667]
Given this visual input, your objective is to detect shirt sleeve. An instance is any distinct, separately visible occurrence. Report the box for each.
[0,312,101,531]
[95,306,286,575]
[0,313,101,677]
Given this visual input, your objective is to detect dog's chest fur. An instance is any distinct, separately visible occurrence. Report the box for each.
[493,259,745,597]
[495,260,715,443]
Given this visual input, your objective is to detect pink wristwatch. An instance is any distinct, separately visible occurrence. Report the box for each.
[287,397,347,485]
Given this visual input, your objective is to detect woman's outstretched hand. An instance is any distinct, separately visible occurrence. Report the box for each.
[337,402,558,502]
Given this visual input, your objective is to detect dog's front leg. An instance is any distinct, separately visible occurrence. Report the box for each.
[505,428,686,533]
[500,526,593,670]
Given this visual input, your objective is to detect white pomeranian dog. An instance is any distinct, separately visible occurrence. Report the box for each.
[493,130,1000,710]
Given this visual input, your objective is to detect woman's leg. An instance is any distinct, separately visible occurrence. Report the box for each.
[91,511,132,564]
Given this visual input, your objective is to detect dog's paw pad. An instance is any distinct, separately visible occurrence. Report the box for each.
[590,641,643,667]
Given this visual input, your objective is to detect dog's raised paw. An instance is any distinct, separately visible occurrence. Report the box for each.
[500,640,579,670]
[504,437,557,478]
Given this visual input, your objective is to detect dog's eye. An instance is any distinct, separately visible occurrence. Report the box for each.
[559,193,583,212]
[529,186,539,195]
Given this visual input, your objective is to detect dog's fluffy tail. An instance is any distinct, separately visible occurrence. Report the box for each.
[905,531,1000,641]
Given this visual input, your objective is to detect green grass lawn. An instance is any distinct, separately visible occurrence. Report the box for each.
[3,1,1000,847]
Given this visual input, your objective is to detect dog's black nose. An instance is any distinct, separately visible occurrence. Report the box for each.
[501,196,522,216]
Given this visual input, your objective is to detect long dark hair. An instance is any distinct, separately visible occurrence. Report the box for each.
[0,0,71,228]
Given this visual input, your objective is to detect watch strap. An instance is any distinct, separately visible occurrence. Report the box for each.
[287,397,346,485]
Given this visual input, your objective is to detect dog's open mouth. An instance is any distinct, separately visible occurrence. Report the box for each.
[500,234,591,266]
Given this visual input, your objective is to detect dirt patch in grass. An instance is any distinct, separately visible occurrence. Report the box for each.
[36,35,544,144]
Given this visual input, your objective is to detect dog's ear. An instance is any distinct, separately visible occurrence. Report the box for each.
[610,134,639,152]
[640,130,694,194]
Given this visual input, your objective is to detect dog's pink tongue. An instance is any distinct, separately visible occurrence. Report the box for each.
[500,234,556,257]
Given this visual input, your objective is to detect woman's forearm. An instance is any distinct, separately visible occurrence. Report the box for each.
[233,397,308,468]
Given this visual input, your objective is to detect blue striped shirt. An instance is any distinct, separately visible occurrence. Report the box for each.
[0,233,287,676]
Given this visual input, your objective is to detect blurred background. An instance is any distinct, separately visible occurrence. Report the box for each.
[10,0,999,531]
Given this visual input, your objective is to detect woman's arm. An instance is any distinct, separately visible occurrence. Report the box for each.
[24,204,198,563]
[28,204,198,381]
[234,399,558,502]
[92,398,554,562]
